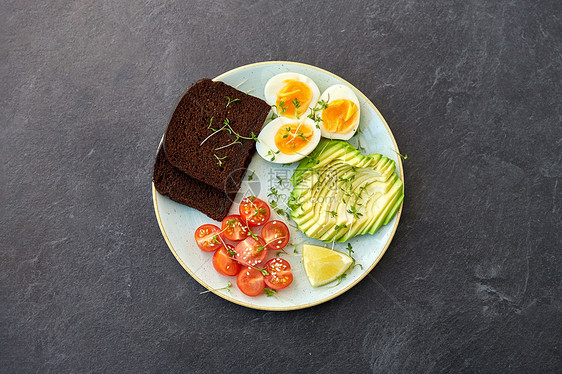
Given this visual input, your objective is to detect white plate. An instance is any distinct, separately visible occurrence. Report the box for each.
[152,61,404,310]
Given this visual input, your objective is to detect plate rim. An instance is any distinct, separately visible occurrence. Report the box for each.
[152,60,404,311]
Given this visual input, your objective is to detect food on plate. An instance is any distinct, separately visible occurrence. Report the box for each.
[290,139,404,242]
[263,258,293,290]
[239,196,271,227]
[163,78,270,192]
[316,84,361,140]
[264,72,320,119]
[194,224,223,252]
[256,117,321,163]
[261,220,290,250]
[237,267,266,296]
[233,236,268,267]
[194,196,295,297]
[302,244,353,287]
[157,70,402,303]
[153,148,235,221]
[213,245,241,276]
[221,215,249,241]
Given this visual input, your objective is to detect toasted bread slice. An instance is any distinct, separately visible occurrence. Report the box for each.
[164,79,270,192]
[153,146,234,221]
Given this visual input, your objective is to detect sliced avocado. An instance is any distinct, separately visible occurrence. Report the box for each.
[290,140,404,242]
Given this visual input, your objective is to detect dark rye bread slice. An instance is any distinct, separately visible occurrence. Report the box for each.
[153,146,235,221]
[164,79,271,192]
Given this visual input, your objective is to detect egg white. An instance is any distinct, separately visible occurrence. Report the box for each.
[317,84,361,140]
[264,72,320,118]
[256,117,321,164]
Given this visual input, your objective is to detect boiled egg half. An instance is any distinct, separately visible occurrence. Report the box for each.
[316,84,361,140]
[264,72,320,119]
[256,117,321,164]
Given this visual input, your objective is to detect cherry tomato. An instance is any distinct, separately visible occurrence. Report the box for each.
[233,236,267,267]
[221,214,249,241]
[237,266,265,297]
[194,224,223,252]
[263,258,293,290]
[261,220,290,250]
[239,196,270,227]
[212,245,241,276]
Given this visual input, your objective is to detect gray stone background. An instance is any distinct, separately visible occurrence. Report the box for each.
[2,0,561,372]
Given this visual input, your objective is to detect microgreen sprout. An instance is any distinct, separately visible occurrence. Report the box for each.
[214,138,242,151]
[254,208,266,216]
[346,243,354,256]
[353,263,364,270]
[296,132,308,141]
[225,96,240,108]
[292,98,301,119]
[395,150,408,160]
[201,118,260,151]
[338,175,355,183]
[266,149,280,162]
[347,206,363,219]
[317,99,328,110]
[214,154,228,167]
[248,229,259,241]
[357,137,365,152]
[200,281,232,294]
[256,235,287,254]
[263,288,277,297]
[306,97,329,124]
[332,274,347,287]
[252,266,269,276]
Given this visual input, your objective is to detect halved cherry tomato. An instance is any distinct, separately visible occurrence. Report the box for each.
[261,220,290,250]
[237,266,265,296]
[239,196,270,227]
[233,236,267,267]
[194,224,223,252]
[212,245,241,276]
[263,258,293,290]
[221,214,249,241]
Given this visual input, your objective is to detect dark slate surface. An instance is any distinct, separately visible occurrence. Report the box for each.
[2,0,561,372]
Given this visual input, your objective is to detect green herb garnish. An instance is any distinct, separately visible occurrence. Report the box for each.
[263,288,277,297]
[200,281,232,294]
[225,96,240,108]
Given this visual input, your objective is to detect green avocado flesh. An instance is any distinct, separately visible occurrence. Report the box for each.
[289,139,404,242]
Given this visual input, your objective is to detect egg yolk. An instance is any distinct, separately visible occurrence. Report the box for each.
[274,123,314,155]
[321,99,359,134]
[276,80,313,119]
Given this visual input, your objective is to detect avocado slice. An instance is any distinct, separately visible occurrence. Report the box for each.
[290,139,404,242]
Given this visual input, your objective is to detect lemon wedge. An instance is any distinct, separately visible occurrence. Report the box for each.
[302,244,354,287]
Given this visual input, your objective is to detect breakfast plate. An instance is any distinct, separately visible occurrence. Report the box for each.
[152,61,404,310]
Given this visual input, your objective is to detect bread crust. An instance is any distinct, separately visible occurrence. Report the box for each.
[153,147,235,221]
[163,79,270,192]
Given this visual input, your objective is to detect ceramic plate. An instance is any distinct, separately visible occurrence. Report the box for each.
[152,61,404,310]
